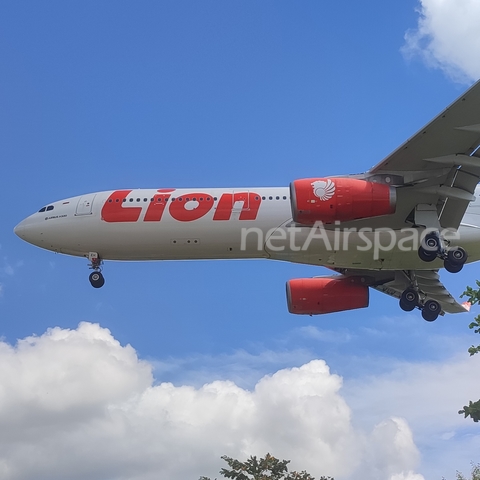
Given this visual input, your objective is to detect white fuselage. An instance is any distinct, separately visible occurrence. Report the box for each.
[14,186,480,271]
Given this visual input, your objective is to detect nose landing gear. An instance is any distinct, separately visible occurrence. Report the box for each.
[418,231,467,273]
[88,252,105,288]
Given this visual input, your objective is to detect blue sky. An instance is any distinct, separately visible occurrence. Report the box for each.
[1,1,480,479]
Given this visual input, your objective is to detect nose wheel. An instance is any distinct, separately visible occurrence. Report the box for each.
[89,271,105,288]
[87,252,105,289]
[418,232,467,273]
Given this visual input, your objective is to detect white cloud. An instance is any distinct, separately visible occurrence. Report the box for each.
[151,347,316,389]
[403,0,480,82]
[368,417,420,480]
[0,322,425,480]
[344,353,480,479]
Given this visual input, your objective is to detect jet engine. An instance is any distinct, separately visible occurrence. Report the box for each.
[290,177,396,225]
[286,276,369,315]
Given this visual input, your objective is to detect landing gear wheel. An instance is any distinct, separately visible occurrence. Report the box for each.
[89,271,105,288]
[423,232,441,252]
[421,299,440,322]
[400,299,415,312]
[418,232,441,262]
[418,247,437,262]
[447,247,467,266]
[444,260,463,274]
[400,288,419,311]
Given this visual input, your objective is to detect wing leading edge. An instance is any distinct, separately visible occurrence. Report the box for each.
[370,80,480,175]
[362,80,480,231]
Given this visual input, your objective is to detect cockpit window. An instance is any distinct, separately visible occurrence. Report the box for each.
[39,205,54,212]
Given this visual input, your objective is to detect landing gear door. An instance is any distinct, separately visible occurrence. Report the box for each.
[76,194,97,216]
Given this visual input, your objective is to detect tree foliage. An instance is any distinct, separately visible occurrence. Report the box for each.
[458,400,480,423]
[446,462,480,480]
[199,453,333,480]
[459,282,480,422]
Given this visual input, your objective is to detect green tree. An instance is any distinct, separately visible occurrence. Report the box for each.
[199,453,333,480]
[444,462,480,480]
[459,282,480,422]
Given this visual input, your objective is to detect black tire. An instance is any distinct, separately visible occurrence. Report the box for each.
[444,260,463,274]
[422,299,440,322]
[400,288,419,310]
[447,247,467,266]
[421,232,441,253]
[89,271,105,288]
[418,246,437,262]
[399,299,415,312]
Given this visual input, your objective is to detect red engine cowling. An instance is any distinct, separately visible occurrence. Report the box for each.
[286,277,369,315]
[290,177,396,225]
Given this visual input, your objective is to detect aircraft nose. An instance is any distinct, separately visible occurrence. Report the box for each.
[14,217,42,246]
[14,221,26,239]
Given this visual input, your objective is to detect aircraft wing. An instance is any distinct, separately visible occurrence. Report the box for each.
[334,268,469,315]
[363,80,480,230]
[371,270,469,314]
[370,80,480,174]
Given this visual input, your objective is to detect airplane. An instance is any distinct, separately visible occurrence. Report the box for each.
[14,81,480,322]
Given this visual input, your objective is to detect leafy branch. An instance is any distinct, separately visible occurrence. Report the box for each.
[458,283,480,422]
[199,453,333,480]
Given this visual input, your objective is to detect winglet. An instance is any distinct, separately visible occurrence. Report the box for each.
[462,301,472,312]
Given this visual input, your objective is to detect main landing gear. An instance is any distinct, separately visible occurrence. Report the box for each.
[88,252,105,288]
[399,288,441,321]
[418,231,468,273]
[399,273,441,321]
